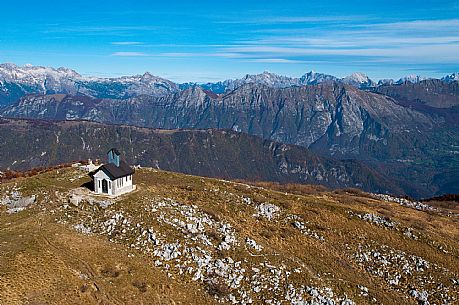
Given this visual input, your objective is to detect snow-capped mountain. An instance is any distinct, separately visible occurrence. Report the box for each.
[0,63,179,106]
[395,74,428,85]
[342,72,377,88]
[0,63,82,99]
[180,71,300,94]
[75,72,179,98]
[217,71,377,91]
[442,72,459,83]
[299,71,338,85]
[183,71,339,93]
[377,79,395,86]
[224,71,300,91]
[0,63,81,85]
[1,63,458,108]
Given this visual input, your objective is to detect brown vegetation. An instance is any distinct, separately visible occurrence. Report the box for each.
[0,162,87,183]
[236,180,328,196]
[0,167,458,305]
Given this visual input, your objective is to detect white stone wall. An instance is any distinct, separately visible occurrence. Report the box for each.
[94,170,114,196]
[113,174,133,196]
[93,171,133,196]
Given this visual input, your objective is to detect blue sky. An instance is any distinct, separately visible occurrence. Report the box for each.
[1,0,459,82]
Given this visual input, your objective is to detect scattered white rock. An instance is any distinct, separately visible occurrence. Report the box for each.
[357,285,369,297]
[73,223,92,234]
[353,242,455,304]
[154,243,181,261]
[410,289,429,305]
[254,203,280,220]
[242,196,253,205]
[288,215,325,241]
[349,211,398,229]
[1,190,36,214]
[403,228,418,240]
[373,194,435,212]
[246,238,263,251]
[54,193,379,305]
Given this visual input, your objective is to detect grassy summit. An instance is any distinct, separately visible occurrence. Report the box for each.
[0,168,458,305]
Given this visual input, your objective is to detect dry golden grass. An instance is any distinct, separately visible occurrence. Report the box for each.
[0,171,217,305]
[0,167,458,304]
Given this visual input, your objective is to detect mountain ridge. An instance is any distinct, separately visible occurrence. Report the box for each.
[1,63,458,108]
[1,82,438,155]
[1,64,459,198]
[1,82,458,198]
[0,118,404,195]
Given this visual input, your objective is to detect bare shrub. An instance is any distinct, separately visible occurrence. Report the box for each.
[132,280,147,293]
[100,265,120,278]
[205,278,230,297]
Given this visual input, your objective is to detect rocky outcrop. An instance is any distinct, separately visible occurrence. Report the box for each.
[1,82,458,198]
[0,63,179,107]
[1,83,435,160]
[374,79,459,109]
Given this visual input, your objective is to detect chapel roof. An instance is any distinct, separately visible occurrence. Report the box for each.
[98,160,134,180]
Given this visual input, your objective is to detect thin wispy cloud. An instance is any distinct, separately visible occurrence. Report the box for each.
[157,52,245,59]
[5,1,458,82]
[247,58,305,63]
[44,25,161,33]
[105,15,459,79]
[261,15,369,23]
[111,52,148,57]
[366,18,459,31]
[159,52,196,57]
[111,41,143,45]
[220,44,459,64]
[216,15,369,25]
[41,25,178,37]
[206,17,459,67]
[249,35,459,47]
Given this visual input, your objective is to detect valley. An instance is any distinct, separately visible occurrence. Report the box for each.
[1,64,458,198]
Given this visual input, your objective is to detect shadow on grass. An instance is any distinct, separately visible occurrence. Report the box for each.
[80,180,94,192]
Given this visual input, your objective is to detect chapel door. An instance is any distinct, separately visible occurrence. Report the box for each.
[102,179,108,193]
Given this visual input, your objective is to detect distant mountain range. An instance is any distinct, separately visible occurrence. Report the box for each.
[0,118,402,194]
[0,63,179,107]
[0,63,458,198]
[1,63,457,107]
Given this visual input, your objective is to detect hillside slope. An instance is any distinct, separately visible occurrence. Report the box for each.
[1,84,437,160]
[0,118,401,195]
[2,82,459,197]
[374,79,459,125]
[0,168,458,305]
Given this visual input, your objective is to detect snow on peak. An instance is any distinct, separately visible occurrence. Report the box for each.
[396,74,427,84]
[377,79,395,86]
[441,72,459,83]
[226,71,299,90]
[142,72,154,78]
[0,63,179,98]
[0,63,81,82]
[244,71,281,81]
[299,71,338,85]
[342,72,376,88]
[345,72,370,83]
[3,62,458,102]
